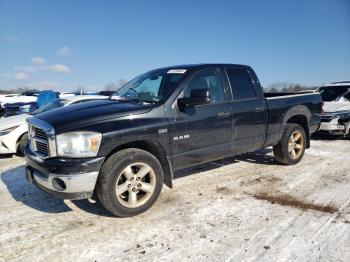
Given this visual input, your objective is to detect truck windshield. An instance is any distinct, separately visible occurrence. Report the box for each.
[318,86,350,101]
[31,98,69,115]
[112,70,184,103]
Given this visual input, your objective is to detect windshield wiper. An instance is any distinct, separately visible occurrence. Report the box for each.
[110,96,158,105]
[110,96,144,103]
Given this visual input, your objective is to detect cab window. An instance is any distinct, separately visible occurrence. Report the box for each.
[184,69,225,104]
[226,68,257,100]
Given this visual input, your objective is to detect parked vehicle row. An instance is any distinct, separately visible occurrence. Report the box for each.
[0,91,39,117]
[0,91,110,118]
[0,95,107,155]
[24,64,323,217]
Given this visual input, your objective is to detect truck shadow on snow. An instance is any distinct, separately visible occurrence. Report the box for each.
[2,148,277,216]
[174,148,276,179]
[236,148,278,166]
[0,165,112,216]
[1,165,72,213]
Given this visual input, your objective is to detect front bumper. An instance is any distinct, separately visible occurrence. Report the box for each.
[319,119,350,136]
[25,146,105,200]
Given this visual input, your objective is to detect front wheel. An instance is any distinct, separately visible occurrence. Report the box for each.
[273,123,306,165]
[96,148,164,217]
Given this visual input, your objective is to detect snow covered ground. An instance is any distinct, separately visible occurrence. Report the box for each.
[0,137,349,261]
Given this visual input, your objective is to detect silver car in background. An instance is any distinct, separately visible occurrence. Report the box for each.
[317,81,350,136]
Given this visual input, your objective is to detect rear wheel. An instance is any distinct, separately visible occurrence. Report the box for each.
[273,124,306,165]
[96,148,164,217]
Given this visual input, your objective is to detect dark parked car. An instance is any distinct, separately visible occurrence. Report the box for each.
[4,102,38,117]
[25,64,322,217]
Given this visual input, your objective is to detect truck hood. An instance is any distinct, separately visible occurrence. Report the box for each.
[0,114,28,130]
[35,99,153,132]
[323,101,350,113]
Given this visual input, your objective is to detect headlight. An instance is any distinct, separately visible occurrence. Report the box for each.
[0,125,19,136]
[56,131,102,158]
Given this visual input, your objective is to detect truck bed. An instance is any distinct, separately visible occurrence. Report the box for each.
[263,92,322,147]
[264,92,308,98]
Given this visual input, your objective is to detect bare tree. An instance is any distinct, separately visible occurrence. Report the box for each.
[74,85,86,95]
[266,82,317,93]
[103,79,127,92]
[0,86,38,95]
[104,82,117,91]
[116,79,127,89]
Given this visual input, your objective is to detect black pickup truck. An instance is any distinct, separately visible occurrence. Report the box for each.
[25,64,322,217]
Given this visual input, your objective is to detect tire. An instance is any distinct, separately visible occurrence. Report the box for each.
[273,123,306,165]
[96,148,164,217]
[18,133,28,156]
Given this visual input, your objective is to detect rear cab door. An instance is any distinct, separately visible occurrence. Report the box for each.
[224,66,268,154]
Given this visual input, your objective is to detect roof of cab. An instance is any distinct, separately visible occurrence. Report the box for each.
[150,63,251,72]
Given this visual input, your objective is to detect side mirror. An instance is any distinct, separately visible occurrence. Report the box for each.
[177,88,211,111]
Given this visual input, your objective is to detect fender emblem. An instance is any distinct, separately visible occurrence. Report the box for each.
[173,134,190,141]
[158,128,168,134]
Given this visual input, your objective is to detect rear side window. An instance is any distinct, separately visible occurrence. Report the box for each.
[226,68,257,99]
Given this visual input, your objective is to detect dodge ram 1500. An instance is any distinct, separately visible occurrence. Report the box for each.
[25,64,322,217]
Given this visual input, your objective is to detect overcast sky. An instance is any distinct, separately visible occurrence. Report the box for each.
[0,0,349,91]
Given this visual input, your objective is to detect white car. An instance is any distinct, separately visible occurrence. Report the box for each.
[0,95,107,155]
[0,94,18,116]
[0,93,38,107]
[317,81,350,136]
[59,92,76,98]
[1,93,38,117]
[0,93,18,100]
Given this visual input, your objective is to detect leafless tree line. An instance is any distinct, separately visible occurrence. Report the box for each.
[264,82,318,93]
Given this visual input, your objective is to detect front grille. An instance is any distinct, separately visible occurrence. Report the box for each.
[29,125,49,157]
[36,140,49,155]
[27,118,56,159]
[34,127,47,140]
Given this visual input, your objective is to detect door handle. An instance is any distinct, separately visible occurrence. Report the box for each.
[216,112,231,118]
[255,106,265,112]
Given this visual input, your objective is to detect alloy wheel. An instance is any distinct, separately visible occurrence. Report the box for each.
[288,130,304,160]
[115,162,156,208]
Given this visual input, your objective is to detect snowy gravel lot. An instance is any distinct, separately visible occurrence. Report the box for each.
[0,136,349,261]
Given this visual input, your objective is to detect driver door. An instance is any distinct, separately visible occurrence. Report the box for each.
[169,68,233,170]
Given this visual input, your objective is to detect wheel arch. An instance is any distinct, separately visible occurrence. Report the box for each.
[16,131,28,151]
[284,106,311,148]
[103,140,173,188]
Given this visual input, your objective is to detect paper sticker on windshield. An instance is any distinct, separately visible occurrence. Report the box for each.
[167,69,187,74]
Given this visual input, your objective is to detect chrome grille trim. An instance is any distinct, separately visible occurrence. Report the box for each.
[27,117,57,159]
[34,127,47,140]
